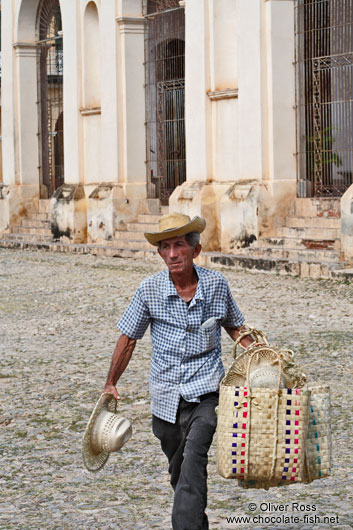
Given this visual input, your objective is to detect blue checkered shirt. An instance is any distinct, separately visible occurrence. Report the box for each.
[117,265,244,423]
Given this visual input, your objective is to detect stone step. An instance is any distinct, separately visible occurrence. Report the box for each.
[35,212,51,222]
[242,245,340,263]
[285,216,341,229]
[259,236,341,251]
[274,226,341,239]
[115,230,146,242]
[3,233,53,242]
[137,213,163,224]
[10,226,52,237]
[0,238,347,279]
[21,219,51,229]
[126,222,159,232]
[332,267,353,278]
[38,199,51,213]
[110,238,155,251]
[294,198,341,218]
[197,251,343,279]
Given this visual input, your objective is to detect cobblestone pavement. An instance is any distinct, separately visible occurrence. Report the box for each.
[1,248,352,530]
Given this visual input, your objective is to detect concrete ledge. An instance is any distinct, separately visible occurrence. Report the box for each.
[0,239,350,279]
[196,251,346,279]
[0,238,160,262]
[331,268,353,279]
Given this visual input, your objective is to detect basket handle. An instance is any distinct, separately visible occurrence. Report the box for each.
[233,326,268,359]
[244,347,283,392]
[243,346,283,484]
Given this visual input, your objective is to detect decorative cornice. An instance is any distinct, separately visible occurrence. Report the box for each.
[13,42,37,57]
[80,106,102,116]
[179,1,186,7]
[207,88,239,101]
[116,16,145,35]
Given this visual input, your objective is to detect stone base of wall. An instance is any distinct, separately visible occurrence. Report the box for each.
[0,184,39,233]
[169,179,297,252]
[50,182,152,244]
[341,184,353,261]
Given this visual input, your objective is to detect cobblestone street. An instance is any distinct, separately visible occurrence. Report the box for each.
[1,248,352,530]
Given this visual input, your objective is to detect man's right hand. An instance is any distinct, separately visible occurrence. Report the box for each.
[103,384,120,400]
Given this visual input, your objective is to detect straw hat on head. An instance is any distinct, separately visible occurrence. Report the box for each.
[144,212,206,246]
[82,393,132,472]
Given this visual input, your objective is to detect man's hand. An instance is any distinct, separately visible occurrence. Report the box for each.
[103,383,120,401]
[225,326,255,348]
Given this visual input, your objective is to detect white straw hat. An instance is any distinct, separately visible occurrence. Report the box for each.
[249,365,285,389]
[82,393,132,472]
[224,327,306,390]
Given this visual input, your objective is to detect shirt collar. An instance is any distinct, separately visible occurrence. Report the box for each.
[163,265,205,302]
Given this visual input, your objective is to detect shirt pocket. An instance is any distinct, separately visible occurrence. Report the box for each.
[199,318,218,353]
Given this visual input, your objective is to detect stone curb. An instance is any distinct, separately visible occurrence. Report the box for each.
[0,238,352,279]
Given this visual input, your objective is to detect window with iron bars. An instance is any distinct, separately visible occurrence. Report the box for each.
[144,0,186,205]
[295,0,353,197]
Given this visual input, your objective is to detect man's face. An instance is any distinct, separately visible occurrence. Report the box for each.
[158,235,201,275]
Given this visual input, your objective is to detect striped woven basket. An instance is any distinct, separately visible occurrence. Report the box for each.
[303,385,331,482]
[216,328,331,489]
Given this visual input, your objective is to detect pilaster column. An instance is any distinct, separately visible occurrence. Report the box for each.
[184,0,212,182]
[116,16,146,198]
[61,1,82,184]
[207,0,238,181]
[100,1,119,183]
[1,0,17,186]
[13,42,39,190]
[264,0,296,181]
[237,0,264,181]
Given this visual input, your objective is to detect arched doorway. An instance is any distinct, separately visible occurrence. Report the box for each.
[145,0,186,205]
[37,0,64,198]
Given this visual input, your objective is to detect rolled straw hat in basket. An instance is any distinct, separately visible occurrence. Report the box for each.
[82,393,132,472]
[226,327,306,390]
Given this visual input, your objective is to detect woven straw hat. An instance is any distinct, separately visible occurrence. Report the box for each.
[223,327,306,390]
[144,212,206,246]
[249,365,285,389]
[82,393,132,472]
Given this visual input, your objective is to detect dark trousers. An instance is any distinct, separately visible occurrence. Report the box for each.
[152,392,219,530]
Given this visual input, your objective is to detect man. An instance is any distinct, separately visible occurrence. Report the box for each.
[104,212,253,530]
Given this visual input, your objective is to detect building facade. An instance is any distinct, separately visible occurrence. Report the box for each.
[0,0,352,265]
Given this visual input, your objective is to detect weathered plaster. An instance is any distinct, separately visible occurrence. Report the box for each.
[0,184,39,233]
[341,184,353,262]
[51,184,87,243]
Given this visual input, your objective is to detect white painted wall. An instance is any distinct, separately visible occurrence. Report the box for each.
[264,0,296,181]
[83,2,101,108]
[100,0,119,183]
[1,0,301,248]
[237,0,264,182]
[184,0,212,182]
[116,13,146,195]
[2,0,17,185]
[208,0,238,182]
[63,0,83,184]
